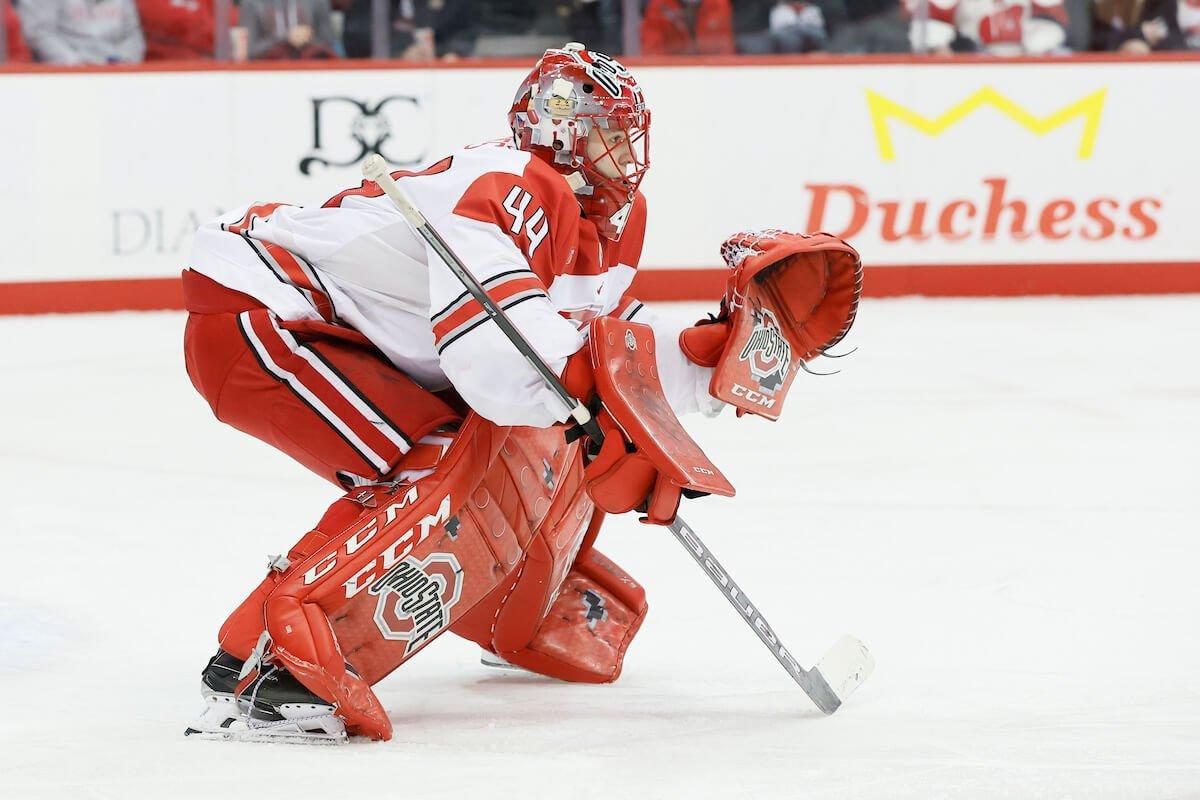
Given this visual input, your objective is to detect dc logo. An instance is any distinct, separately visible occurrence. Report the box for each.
[299,96,430,175]
[369,552,463,655]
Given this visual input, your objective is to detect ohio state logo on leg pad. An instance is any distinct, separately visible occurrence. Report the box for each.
[369,553,464,655]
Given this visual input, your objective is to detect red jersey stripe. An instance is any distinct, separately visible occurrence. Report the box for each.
[431,275,546,342]
[226,202,289,236]
[261,241,336,322]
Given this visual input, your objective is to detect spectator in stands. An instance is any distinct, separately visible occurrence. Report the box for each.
[640,0,735,56]
[341,0,477,60]
[1093,0,1199,51]
[770,2,834,51]
[5,0,33,62]
[241,0,339,59]
[136,0,225,60]
[904,0,1070,54]
[735,0,838,53]
[824,0,910,52]
[17,0,146,64]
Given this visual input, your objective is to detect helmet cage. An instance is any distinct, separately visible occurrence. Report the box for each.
[574,108,650,202]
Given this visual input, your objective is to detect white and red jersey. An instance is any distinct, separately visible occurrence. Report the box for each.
[187,139,717,427]
[907,0,1068,54]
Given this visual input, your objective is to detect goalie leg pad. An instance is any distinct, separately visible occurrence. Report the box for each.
[449,427,600,663]
[494,547,648,683]
[259,417,507,740]
[246,415,585,740]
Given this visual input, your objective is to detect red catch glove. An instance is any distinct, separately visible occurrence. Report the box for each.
[583,411,683,525]
[678,229,863,419]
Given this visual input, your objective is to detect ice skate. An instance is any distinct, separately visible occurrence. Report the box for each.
[185,650,347,745]
[183,650,247,737]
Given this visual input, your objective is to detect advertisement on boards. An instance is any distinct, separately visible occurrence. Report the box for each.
[0,58,1196,310]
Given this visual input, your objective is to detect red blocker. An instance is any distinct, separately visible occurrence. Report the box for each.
[589,317,735,524]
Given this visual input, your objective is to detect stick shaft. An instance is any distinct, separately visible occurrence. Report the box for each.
[668,517,842,713]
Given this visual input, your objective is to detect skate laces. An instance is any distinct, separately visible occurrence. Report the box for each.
[245,664,279,730]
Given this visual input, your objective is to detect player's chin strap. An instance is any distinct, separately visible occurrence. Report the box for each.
[360,155,874,715]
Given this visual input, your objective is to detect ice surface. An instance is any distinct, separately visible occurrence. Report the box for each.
[1,298,1198,799]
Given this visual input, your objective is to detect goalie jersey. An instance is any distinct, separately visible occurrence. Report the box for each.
[188,139,717,427]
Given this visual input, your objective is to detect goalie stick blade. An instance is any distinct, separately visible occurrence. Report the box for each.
[808,635,874,715]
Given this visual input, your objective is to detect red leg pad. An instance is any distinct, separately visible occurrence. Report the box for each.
[253,416,589,739]
[496,547,648,683]
[216,416,599,739]
[450,431,599,658]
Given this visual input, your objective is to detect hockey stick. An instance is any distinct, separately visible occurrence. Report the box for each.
[361,155,874,714]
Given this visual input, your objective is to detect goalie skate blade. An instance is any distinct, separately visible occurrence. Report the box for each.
[809,635,875,715]
[479,649,532,674]
[185,726,348,745]
[183,692,244,738]
[186,715,348,745]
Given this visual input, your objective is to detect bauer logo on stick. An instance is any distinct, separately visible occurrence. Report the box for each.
[369,553,464,655]
[738,305,791,393]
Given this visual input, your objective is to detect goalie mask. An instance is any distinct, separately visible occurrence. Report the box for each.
[509,43,650,240]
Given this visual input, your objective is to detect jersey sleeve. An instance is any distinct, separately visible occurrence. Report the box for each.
[425,171,587,427]
[606,194,719,417]
[614,295,724,418]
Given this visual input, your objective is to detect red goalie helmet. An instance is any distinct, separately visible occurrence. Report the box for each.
[509,43,650,240]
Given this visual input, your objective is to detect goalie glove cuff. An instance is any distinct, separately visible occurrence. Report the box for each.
[560,345,596,403]
[679,315,732,369]
[582,411,684,525]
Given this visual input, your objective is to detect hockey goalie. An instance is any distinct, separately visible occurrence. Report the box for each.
[180,43,862,743]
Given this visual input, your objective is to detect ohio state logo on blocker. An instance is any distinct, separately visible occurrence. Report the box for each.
[370,552,463,655]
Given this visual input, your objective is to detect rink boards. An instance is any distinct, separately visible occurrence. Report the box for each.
[1,54,1198,312]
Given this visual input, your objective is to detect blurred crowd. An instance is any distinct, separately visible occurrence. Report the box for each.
[3,0,1198,64]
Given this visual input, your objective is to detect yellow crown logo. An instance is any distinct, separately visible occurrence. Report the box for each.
[866,86,1107,162]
